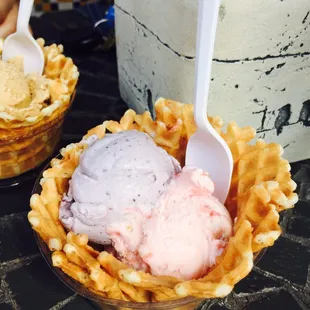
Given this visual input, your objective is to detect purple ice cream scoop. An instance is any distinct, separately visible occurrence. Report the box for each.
[59,130,181,244]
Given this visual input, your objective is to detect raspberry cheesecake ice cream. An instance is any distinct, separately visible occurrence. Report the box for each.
[107,166,232,280]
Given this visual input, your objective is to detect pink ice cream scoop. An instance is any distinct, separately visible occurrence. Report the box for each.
[107,167,232,280]
[59,130,181,245]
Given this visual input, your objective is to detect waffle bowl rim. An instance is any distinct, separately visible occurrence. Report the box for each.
[0,38,79,127]
[31,154,267,308]
[0,90,76,143]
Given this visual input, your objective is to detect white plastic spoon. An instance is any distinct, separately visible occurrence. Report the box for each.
[2,0,44,74]
[186,0,233,204]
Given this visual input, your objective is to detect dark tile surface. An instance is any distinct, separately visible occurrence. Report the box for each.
[72,92,119,113]
[77,57,118,78]
[78,73,120,98]
[298,182,310,201]
[256,236,310,286]
[0,303,14,310]
[234,269,282,294]
[5,257,73,310]
[0,9,309,310]
[0,180,34,217]
[0,213,38,263]
[293,164,310,183]
[61,296,95,310]
[243,290,302,310]
[293,200,310,217]
[287,216,310,238]
[63,111,104,136]
[208,305,228,310]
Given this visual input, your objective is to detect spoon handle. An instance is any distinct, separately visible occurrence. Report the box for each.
[17,0,34,32]
[194,0,221,130]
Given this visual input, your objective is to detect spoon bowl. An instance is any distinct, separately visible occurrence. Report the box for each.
[186,129,233,204]
[2,0,44,74]
[185,0,233,204]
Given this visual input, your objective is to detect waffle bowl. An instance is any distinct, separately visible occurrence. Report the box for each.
[0,39,79,180]
[32,163,267,310]
[28,98,298,308]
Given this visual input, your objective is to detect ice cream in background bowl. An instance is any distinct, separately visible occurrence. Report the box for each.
[0,57,49,118]
[28,98,298,308]
[0,38,78,180]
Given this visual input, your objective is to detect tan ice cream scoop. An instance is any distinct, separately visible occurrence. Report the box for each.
[0,56,50,118]
[0,58,31,108]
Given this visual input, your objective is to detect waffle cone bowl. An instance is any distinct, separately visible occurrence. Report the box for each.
[28,98,298,309]
[0,39,78,179]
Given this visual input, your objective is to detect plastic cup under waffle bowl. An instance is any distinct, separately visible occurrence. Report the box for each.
[28,98,298,309]
[0,39,79,180]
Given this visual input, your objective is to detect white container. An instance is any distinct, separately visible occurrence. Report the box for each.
[115,0,310,162]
